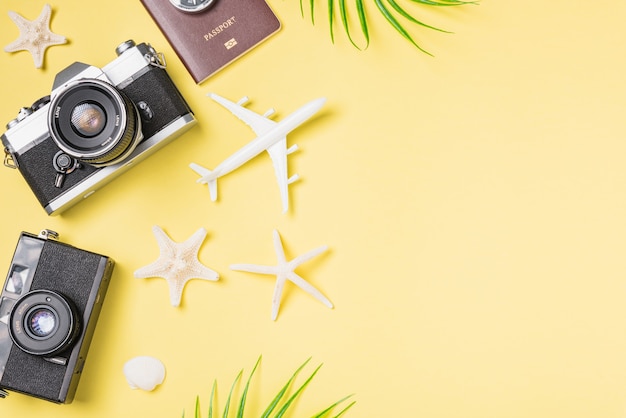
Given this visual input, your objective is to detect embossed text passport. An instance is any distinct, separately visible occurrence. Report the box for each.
[140,0,281,84]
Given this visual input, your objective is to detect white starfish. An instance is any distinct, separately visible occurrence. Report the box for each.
[4,4,67,69]
[230,230,333,320]
[134,226,219,307]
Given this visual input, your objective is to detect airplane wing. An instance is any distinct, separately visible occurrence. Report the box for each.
[209,93,276,136]
[266,139,299,213]
[208,93,298,213]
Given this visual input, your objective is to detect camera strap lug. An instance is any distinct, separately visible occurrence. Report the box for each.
[3,147,16,169]
[38,230,59,241]
[144,48,166,69]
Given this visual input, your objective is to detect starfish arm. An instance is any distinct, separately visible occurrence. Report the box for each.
[272,230,287,264]
[6,11,29,31]
[184,264,219,282]
[3,39,27,53]
[151,225,177,257]
[38,6,67,45]
[230,263,280,275]
[30,50,44,69]
[44,33,67,46]
[180,228,208,252]
[4,13,28,51]
[167,277,189,307]
[271,274,288,320]
[288,245,329,269]
[134,261,170,279]
[287,272,334,309]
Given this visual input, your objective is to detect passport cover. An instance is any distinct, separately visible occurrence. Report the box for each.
[140,0,281,84]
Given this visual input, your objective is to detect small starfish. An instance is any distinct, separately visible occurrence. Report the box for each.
[230,230,333,320]
[4,4,67,69]
[134,226,219,307]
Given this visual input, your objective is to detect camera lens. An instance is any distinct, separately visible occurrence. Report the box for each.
[48,78,142,167]
[28,308,57,337]
[9,290,81,356]
[70,102,107,137]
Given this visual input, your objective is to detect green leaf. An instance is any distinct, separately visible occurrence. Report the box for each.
[338,0,368,50]
[310,394,355,418]
[355,0,370,49]
[301,0,477,53]
[274,364,323,418]
[332,401,357,418]
[208,380,216,418]
[374,0,433,55]
[235,356,262,418]
[260,357,312,418]
[328,0,335,43]
[300,0,316,24]
[410,0,477,5]
[387,0,451,33]
[185,357,355,418]
[223,370,243,418]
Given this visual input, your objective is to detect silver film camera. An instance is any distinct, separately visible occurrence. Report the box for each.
[1,40,196,215]
[0,230,114,403]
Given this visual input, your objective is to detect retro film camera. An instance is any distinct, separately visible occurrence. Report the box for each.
[0,230,114,403]
[1,40,196,215]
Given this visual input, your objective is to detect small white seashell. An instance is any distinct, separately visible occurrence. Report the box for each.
[123,356,166,391]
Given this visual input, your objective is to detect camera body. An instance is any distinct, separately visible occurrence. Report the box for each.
[1,40,196,215]
[0,230,114,403]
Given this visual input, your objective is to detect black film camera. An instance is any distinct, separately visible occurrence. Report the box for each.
[1,40,196,215]
[0,230,114,403]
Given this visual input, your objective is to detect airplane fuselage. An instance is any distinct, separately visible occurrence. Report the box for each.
[205,97,326,181]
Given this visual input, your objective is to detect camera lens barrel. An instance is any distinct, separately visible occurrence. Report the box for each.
[8,290,81,357]
[48,79,142,167]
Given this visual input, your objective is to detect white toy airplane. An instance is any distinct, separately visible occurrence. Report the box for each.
[190,93,326,213]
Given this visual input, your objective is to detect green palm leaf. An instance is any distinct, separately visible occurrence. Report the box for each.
[236,356,262,418]
[182,357,354,418]
[299,0,478,54]
[260,357,312,418]
[223,370,243,418]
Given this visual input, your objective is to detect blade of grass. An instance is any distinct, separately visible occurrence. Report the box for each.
[260,357,312,418]
[223,370,243,418]
[274,364,323,418]
[236,356,262,418]
[410,0,477,5]
[328,0,336,43]
[300,0,317,24]
[338,0,368,49]
[374,0,433,55]
[310,394,355,418]
[388,0,451,33]
[332,401,357,418]
[195,396,201,418]
[355,0,370,49]
[208,380,216,418]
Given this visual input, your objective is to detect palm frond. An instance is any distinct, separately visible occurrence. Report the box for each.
[299,0,478,53]
[182,357,354,418]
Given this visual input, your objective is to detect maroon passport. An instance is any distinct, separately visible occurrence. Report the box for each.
[140,0,281,84]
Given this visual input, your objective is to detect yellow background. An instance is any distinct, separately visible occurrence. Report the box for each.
[2,0,626,416]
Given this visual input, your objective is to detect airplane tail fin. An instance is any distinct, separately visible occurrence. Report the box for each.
[190,163,218,201]
[208,179,217,201]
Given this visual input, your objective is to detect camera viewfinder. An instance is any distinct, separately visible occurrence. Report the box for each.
[5,266,27,295]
